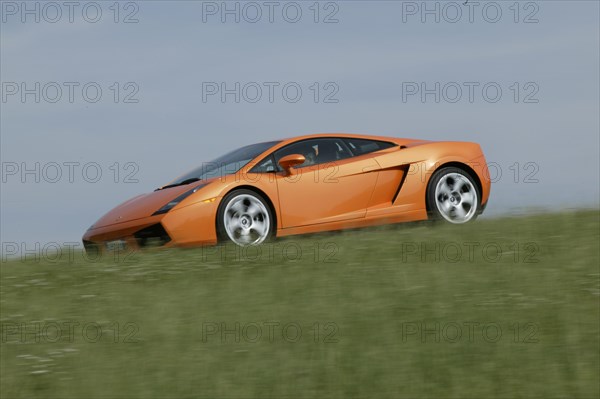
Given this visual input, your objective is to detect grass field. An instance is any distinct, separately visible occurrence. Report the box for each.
[1,210,599,398]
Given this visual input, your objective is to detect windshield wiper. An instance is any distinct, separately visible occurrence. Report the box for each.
[155,178,201,191]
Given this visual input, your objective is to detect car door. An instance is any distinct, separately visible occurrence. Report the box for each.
[272,138,380,228]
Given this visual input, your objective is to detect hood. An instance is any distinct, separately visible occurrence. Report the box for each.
[90,182,203,229]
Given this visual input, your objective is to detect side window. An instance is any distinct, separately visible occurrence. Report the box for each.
[344,138,396,156]
[249,155,276,173]
[274,138,352,169]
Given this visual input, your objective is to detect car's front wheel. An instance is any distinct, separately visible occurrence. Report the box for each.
[217,189,274,246]
[427,167,480,224]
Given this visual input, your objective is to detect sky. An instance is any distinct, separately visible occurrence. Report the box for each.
[1,0,599,252]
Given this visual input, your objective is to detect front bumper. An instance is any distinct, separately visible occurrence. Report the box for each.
[82,199,219,254]
[82,216,172,255]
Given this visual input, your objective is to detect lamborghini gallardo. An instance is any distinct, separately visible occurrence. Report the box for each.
[82,133,491,252]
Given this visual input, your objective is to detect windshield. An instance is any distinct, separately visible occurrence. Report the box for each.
[168,141,280,186]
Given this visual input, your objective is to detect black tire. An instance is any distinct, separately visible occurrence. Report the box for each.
[216,189,275,245]
[426,167,480,224]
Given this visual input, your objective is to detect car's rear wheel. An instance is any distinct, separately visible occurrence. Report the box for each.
[427,167,480,224]
[217,189,274,246]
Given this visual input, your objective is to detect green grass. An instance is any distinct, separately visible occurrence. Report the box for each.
[1,210,599,398]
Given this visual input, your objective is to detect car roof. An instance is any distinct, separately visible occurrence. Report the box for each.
[277,132,401,144]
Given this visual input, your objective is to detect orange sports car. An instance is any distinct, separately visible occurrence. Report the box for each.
[82,133,491,252]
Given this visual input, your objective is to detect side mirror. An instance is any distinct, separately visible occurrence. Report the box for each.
[278,154,306,174]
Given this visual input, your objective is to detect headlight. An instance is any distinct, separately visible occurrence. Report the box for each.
[152,184,207,215]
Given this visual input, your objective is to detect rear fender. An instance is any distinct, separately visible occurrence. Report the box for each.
[370,142,485,209]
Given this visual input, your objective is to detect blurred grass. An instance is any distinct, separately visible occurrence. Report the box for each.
[1,210,599,398]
